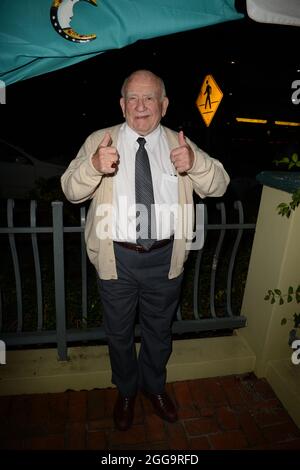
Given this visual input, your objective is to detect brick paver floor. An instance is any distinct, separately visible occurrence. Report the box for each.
[1,373,300,450]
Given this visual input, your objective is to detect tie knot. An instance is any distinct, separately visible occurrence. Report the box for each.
[137,137,146,147]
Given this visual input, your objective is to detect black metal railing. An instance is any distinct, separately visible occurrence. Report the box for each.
[0,199,256,360]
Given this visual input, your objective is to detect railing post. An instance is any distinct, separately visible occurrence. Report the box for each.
[80,206,87,326]
[30,200,43,331]
[52,201,68,361]
[7,199,23,332]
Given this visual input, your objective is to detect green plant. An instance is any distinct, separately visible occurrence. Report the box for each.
[265,287,300,347]
[273,152,300,218]
[277,188,300,218]
[264,286,300,306]
[274,152,300,171]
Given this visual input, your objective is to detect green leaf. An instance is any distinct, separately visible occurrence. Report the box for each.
[271,298,275,304]
[273,157,290,165]
[281,318,287,326]
[291,153,298,163]
[264,295,270,301]
[287,295,293,303]
[288,286,294,295]
[280,206,291,218]
[279,297,284,305]
[296,286,300,302]
[293,313,300,328]
[277,202,291,218]
[274,289,282,296]
[288,162,295,170]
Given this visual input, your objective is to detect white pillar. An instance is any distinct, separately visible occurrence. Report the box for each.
[239,182,300,377]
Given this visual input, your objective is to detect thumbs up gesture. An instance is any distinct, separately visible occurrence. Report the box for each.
[92,132,119,174]
[170,131,195,174]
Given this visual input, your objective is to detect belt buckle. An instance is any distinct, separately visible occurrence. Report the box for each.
[135,244,145,253]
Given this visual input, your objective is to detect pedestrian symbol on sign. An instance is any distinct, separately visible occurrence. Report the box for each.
[196,74,223,127]
[204,80,212,109]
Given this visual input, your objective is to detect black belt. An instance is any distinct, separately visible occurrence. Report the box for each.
[114,237,173,253]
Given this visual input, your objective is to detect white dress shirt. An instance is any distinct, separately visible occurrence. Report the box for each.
[112,123,178,242]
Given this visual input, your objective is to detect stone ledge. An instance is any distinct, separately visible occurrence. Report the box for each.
[0,335,256,396]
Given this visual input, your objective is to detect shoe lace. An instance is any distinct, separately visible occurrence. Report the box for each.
[157,393,167,409]
[123,397,131,410]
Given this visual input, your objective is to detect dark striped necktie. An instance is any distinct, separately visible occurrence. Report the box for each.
[135,137,156,250]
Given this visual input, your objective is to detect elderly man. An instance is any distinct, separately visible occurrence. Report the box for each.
[61,69,229,431]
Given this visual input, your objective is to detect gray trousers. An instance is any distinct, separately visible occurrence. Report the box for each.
[99,241,183,397]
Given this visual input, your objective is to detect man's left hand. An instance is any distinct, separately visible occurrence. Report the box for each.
[170,131,195,174]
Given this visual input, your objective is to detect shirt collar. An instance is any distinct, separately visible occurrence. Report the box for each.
[123,123,162,151]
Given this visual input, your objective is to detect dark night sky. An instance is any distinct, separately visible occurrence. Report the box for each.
[1,14,299,178]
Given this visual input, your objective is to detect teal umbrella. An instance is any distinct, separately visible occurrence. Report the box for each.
[0,0,243,85]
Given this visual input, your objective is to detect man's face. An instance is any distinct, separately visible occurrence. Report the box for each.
[120,73,169,136]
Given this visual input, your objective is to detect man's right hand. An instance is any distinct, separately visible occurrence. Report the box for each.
[91,132,119,174]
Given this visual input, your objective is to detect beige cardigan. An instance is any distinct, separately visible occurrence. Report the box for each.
[61,124,229,279]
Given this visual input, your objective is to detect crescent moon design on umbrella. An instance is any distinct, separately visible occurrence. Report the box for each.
[50,0,97,43]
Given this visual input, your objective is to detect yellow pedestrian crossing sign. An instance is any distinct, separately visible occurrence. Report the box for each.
[196,74,223,127]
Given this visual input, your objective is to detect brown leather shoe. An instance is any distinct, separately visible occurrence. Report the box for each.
[145,391,178,423]
[113,393,136,431]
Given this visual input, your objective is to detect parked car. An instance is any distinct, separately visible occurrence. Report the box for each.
[0,138,66,198]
